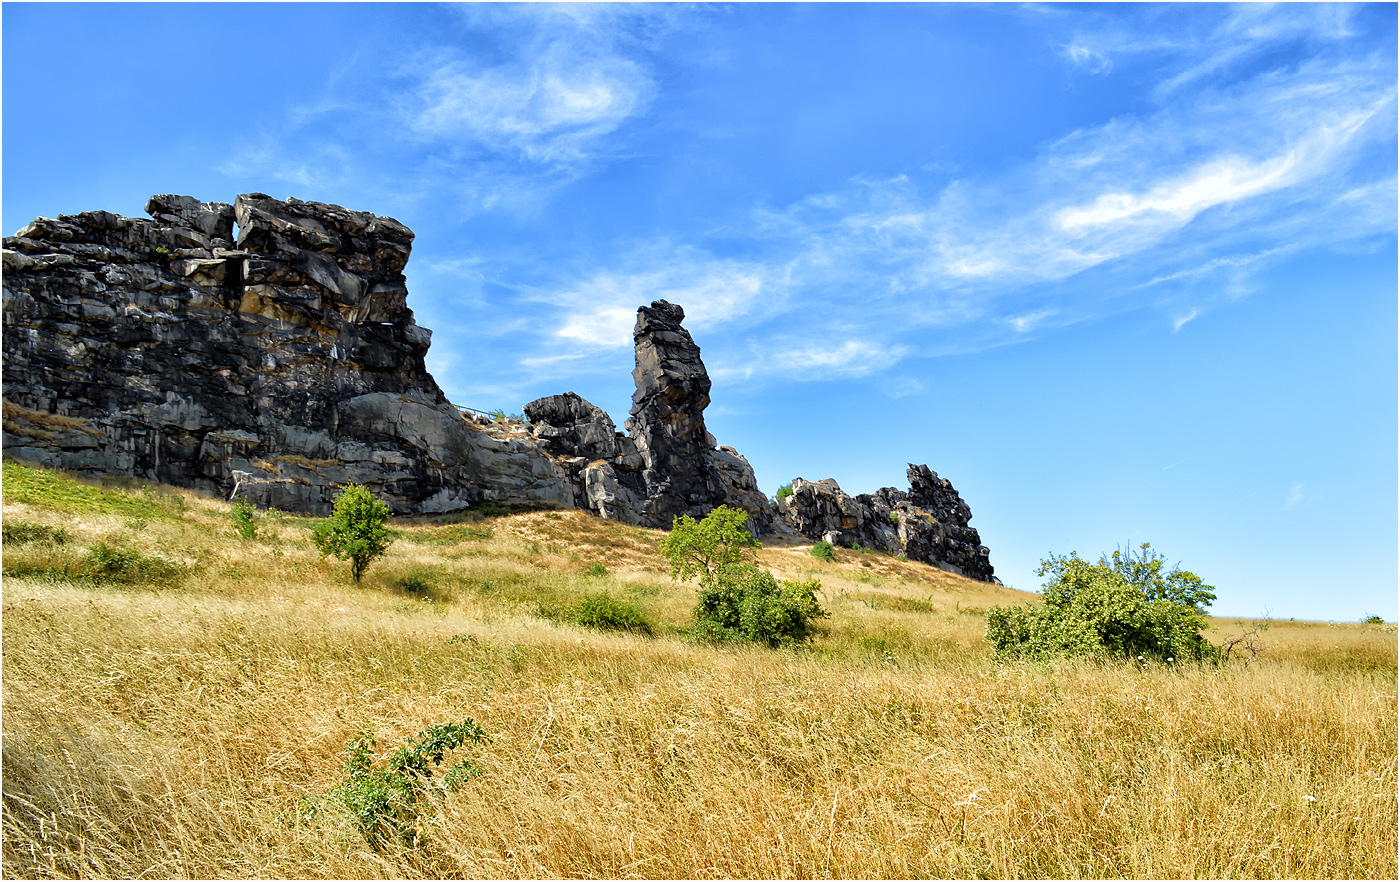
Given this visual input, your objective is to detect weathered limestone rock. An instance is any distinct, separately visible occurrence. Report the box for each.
[780,465,995,581]
[2,193,572,513]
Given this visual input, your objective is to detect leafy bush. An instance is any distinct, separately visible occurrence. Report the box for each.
[571,592,653,635]
[6,540,185,588]
[230,496,257,540]
[318,720,489,848]
[2,521,68,545]
[693,565,827,648]
[1363,615,1386,625]
[985,543,1218,663]
[811,541,836,562]
[396,571,432,595]
[313,485,393,582]
[662,506,826,648]
[586,562,608,577]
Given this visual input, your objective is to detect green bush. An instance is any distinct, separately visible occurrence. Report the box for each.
[230,496,257,540]
[571,592,653,635]
[662,506,826,648]
[316,720,489,848]
[985,543,1218,663]
[693,565,827,648]
[1363,615,1386,625]
[586,562,608,577]
[5,541,185,588]
[312,485,393,583]
[2,521,68,545]
[811,541,836,562]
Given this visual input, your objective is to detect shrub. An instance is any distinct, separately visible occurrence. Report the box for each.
[811,541,836,562]
[572,592,653,635]
[312,485,393,583]
[230,496,257,540]
[396,571,432,595]
[1363,615,1386,624]
[2,521,68,545]
[662,506,826,648]
[586,562,608,577]
[317,720,489,848]
[985,543,1218,663]
[693,565,827,648]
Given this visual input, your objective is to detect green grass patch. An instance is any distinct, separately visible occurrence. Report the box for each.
[2,460,183,519]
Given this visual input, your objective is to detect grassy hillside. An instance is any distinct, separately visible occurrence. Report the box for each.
[2,460,1395,878]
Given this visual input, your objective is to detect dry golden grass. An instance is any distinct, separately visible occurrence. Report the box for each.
[2,464,1395,878]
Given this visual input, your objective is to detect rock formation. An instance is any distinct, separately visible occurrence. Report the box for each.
[3,192,990,578]
[520,301,775,533]
[777,464,995,581]
[2,193,572,514]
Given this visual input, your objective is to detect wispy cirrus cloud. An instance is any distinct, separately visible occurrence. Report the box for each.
[526,29,1394,384]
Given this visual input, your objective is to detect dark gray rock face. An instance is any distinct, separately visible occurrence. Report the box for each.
[521,301,776,533]
[778,464,995,581]
[2,193,572,514]
[3,192,989,571]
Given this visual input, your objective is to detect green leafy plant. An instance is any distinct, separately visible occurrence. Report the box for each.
[662,506,826,648]
[312,484,393,583]
[154,245,170,256]
[230,496,257,540]
[985,543,1218,663]
[773,483,794,505]
[1,521,68,545]
[659,505,759,584]
[319,720,489,848]
[811,541,836,562]
[571,591,653,635]
[396,571,432,595]
[1363,615,1386,624]
[692,565,826,648]
[586,562,608,577]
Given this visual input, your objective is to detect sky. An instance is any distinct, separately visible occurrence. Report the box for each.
[4,3,1396,622]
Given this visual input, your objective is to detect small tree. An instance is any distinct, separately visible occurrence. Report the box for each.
[985,543,1218,663]
[313,484,393,582]
[659,505,758,584]
[661,506,826,647]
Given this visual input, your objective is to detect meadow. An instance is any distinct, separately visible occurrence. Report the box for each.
[2,460,1395,879]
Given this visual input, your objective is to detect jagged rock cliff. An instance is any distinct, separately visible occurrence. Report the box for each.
[1,193,572,513]
[3,192,991,578]
[521,300,775,533]
[777,464,995,581]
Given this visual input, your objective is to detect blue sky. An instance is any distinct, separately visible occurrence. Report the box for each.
[4,3,1396,621]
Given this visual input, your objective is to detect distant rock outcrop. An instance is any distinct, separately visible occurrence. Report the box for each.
[777,464,995,581]
[521,300,775,533]
[3,193,990,577]
[2,193,572,513]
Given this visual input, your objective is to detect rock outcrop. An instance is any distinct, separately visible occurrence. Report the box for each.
[520,301,775,533]
[2,193,572,514]
[777,464,995,581]
[3,192,991,578]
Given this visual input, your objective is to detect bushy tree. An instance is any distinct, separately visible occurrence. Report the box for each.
[313,484,393,582]
[661,506,826,648]
[985,543,1218,663]
[659,505,758,583]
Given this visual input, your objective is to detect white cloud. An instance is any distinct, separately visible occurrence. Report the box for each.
[410,47,649,165]
[1286,483,1305,508]
[1172,309,1199,332]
